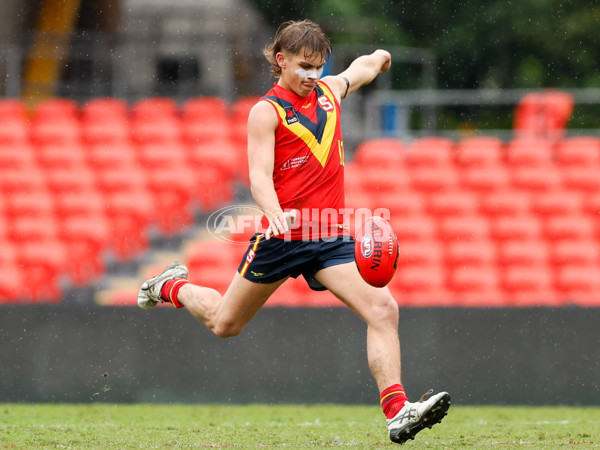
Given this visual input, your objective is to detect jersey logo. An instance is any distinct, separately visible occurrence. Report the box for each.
[263,83,338,168]
[284,106,299,125]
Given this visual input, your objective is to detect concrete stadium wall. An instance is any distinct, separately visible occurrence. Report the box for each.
[0,306,598,405]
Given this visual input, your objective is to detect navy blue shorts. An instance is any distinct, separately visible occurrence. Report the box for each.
[238,234,355,291]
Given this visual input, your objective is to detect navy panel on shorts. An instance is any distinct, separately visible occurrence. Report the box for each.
[238,233,355,291]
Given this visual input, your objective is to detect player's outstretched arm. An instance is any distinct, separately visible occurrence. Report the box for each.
[323,49,391,102]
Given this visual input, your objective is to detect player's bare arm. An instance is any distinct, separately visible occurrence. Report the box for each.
[246,100,295,239]
[323,49,392,102]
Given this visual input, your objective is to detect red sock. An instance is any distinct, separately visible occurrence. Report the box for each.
[160,278,189,308]
[380,384,409,419]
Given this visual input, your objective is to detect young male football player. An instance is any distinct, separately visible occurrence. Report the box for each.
[138,19,450,444]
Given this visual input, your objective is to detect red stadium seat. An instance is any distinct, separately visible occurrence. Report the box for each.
[459,165,511,192]
[0,263,23,303]
[95,164,148,195]
[182,96,229,122]
[15,239,67,302]
[391,263,448,302]
[514,91,573,141]
[45,167,97,195]
[444,239,497,268]
[86,142,137,170]
[4,190,55,220]
[360,166,410,194]
[424,189,479,218]
[130,117,180,144]
[181,118,231,145]
[191,165,236,212]
[353,138,404,168]
[54,189,106,220]
[35,142,87,169]
[500,264,562,306]
[136,142,187,169]
[378,190,424,218]
[479,189,531,218]
[81,97,128,121]
[0,116,29,145]
[455,136,504,167]
[0,143,36,169]
[437,214,490,241]
[30,117,80,146]
[555,137,600,167]
[405,137,454,167]
[0,166,47,194]
[554,263,600,305]
[389,213,437,242]
[408,165,459,192]
[131,97,178,120]
[447,264,504,306]
[81,117,130,146]
[505,137,554,167]
[550,239,600,267]
[510,164,563,192]
[490,214,542,241]
[530,189,583,218]
[0,98,27,120]
[561,165,600,192]
[396,240,444,267]
[543,214,596,241]
[33,98,78,121]
[8,215,60,243]
[497,239,549,267]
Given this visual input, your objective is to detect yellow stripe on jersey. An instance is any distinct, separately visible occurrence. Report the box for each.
[239,234,263,277]
[267,83,338,168]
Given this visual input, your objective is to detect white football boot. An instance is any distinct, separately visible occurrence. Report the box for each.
[137,262,189,309]
[387,390,451,444]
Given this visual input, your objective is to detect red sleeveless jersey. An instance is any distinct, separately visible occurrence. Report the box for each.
[260,81,346,240]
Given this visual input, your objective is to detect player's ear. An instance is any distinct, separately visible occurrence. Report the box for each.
[276,52,287,70]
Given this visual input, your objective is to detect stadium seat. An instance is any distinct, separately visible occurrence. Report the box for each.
[510,164,563,192]
[58,214,110,285]
[86,142,137,170]
[554,263,600,306]
[500,264,562,306]
[136,142,187,169]
[390,263,450,306]
[396,240,444,267]
[15,239,67,302]
[459,165,511,192]
[30,117,81,146]
[45,167,97,195]
[131,97,178,120]
[0,143,36,169]
[0,116,29,145]
[3,190,55,220]
[0,98,27,120]
[8,215,60,243]
[543,214,596,241]
[182,96,229,122]
[561,165,600,192]
[405,137,454,167]
[479,189,531,218]
[360,166,410,194]
[529,189,583,218]
[389,213,437,242]
[408,165,459,192]
[490,214,542,242]
[81,97,129,121]
[424,189,479,218]
[455,136,504,167]
[550,239,600,267]
[190,165,235,212]
[555,136,600,167]
[378,190,424,218]
[33,98,79,121]
[352,138,404,168]
[0,166,47,194]
[514,91,573,141]
[130,117,180,144]
[446,264,504,306]
[35,142,87,169]
[81,117,130,146]
[444,239,497,268]
[0,263,23,303]
[95,164,148,194]
[54,189,106,220]
[497,239,549,267]
[181,119,231,145]
[505,137,554,167]
[437,214,490,241]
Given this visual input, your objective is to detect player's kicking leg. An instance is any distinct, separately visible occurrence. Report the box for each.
[137,261,188,309]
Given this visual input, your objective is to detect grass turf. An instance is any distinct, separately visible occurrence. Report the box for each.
[1,403,598,448]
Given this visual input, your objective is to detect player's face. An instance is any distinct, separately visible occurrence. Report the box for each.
[277,49,325,97]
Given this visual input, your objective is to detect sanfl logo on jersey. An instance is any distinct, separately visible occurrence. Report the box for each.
[318,95,334,112]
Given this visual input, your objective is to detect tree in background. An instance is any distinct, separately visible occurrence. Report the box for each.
[252,0,600,90]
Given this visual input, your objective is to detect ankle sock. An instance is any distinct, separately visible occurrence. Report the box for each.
[380,384,409,419]
[160,278,189,308]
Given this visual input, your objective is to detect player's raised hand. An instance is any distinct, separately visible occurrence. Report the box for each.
[265,209,298,239]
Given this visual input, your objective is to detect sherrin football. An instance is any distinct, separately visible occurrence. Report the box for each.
[354,216,399,287]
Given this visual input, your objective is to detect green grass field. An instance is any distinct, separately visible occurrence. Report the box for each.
[1,403,598,448]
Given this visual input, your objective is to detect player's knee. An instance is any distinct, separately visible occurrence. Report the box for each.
[212,320,243,338]
[372,295,399,327]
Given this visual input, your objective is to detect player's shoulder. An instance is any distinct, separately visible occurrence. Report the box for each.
[247,98,278,127]
[320,75,344,102]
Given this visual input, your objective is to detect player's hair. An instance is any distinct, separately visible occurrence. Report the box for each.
[263,19,332,77]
